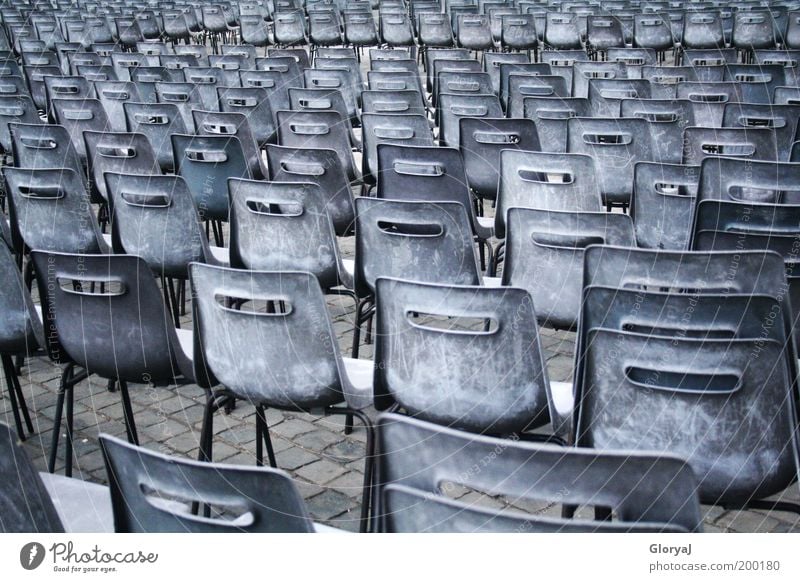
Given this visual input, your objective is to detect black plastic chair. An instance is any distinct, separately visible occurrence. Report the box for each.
[567,117,654,209]
[240,68,300,118]
[373,277,554,435]
[360,112,434,188]
[228,178,353,294]
[459,117,540,204]
[0,95,40,156]
[172,134,251,242]
[682,11,725,49]
[303,67,360,124]
[483,51,529,95]
[189,264,375,531]
[154,81,204,132]
[457,14,494,51]
[31,251,205,477]
[375,413,702,533]
[722,103,800,162]
[93,80,141,133]
[620,98,695,165]
[273,9,308,47]
[277,109,360,183]
[217,86,277,147]
[522,96,591,154]
[587,15,625,56]
[83,131,159,204]
[631,161,699,250]
[572,61,627,100]
[545,12,583,50]
[344,11,379,48]
[418,13,454,48]
[43,75,94,121]
[192,110,266,180]
[123,102,187,174]
[288,86,360,148]
[0,242,41,440]
[437,93,502,147]
[380,12,415,47]
[361,90,427,116]
[501,13,538,54]
[100,433,316,533]
[265,144,355,237]
[496,150,603,240]
[507,74,570,118]
[681,127,778,166]
[501,207,635,331]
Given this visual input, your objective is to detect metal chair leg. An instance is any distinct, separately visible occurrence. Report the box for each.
[118,380,139,446]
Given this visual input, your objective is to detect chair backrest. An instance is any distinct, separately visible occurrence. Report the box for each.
[722,103,800,161]
[522,96,591,153]
[572,61,628,99]
[361,89,426,116]
[460,117,541,200]
[546,12,583,49]
[100,433,314,533]
[632,161,699,250]
[698,157,800,205]
[9,122,84,181]
[0,421,64,533]
[483,51,529,95]
[496,150,603,239]
[3,166,105,256]
[374,278,551,433]
[155,81,204,131]
[0,241,43,354]
[682,127,778,165]
[189,264,347,409]
[361,112,434,185]
[193,109,264,180]
[30,251,180,383]
[105,173,213,280]
[620,98,695,165]
[43,74,93,118]
[83,130,159,202]
[0,94,40,154]
[302,68,359,122]
[376,413,703,533]
[277,109,359,182]
[575,324,798,505]
[94,80,141,133]
[567,117,654,207]
[354,198,481,298]
[217,86,276,147]
[228,179,347,291]
[437,92,502,147]
[51,97,109,161]
[172,133,251,222]
[502,207,635,330]
[682,11,725,48]
[123,101,186,173]
[265,144,355,237]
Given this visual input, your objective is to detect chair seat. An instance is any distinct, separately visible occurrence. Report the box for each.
[550,380,574,418]
[341,356,374,410]
[209,245,230,265]
[39,472,113,533]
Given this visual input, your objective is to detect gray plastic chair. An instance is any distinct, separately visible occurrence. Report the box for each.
[228,178,353,294]
[373,277,553,435]
[83,131,159,203]
[483,51,529,95]
[100,433,316,533]
[123,102,187,174]
[50,97,109,163]
[620,98,695,165]
[189,264,375,531]
[523,97,592,153]
[192,110,265,180]
[632,161,699,250]
[93,80,141,133]
[681,127,778,166]
[567,117,654,209]
[0,95,40,156]
[217,86,277,147]
[265,144,356,237]
[437,93,502,148]
[722,103,800,162]
[496,150,603,240]
[501,208,635,331]
[375,413,702,533]
[360,113,434,187]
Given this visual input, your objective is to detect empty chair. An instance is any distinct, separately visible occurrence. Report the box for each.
[217,86,276,147]
[677,81,743,127]
[43,75,93,120]
[523,97,592,153]
[498,62,554,109]
[572,61,628,100]
[682,127,778,166]
[545,12,583,50]
[183,67,236,109]
[360,113,435,187]
[380,12,415,47]
[100,434,315,533]
[418,13,454,48]
[460,117,540,203]
[265,144,355,237]
[682,11,725,49]
[361,90,426,116]
[457,15,493,51]
[0,243,41,440]
[273,9,307,46]
[567,117,654,209]
[22,64,60,111]
[83,131,159,203]
[632,161,699,250]
[373,278,553,434]
[722,103,800,161]
[588,79,665,117]
[124,102,187,174]
[507,75,570,118]
[309,11,343,48]
[155,81,205,132]
[240,68,300,117]
[697,157,800,205]
[9,123,83,182]
[94,80,141,133]
[193,110,265,180]
[49,98,109,164]
[437,93,502,147]
[375,413,702,533]
[189,264,374,531]
[277,110,360,183]
[501,208,635,330]
[240,14,271,48]
[31,251,204,477]
[3,167,108,257]
[723,64,785,105]
[344,11,379,47]
[172,134,251,227]
[732,10,776,54]
[633,14,674,61]
[0,95,40,155]
[483,51,529,95]
[496,150,603,240]
[302,68,359,123]
[501,14,538,53]
[587,15,625,55]
[620,99,696,165]
[228,179,352,293]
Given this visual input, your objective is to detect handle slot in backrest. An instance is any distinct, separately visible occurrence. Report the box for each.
[245,198,304,217]
[392,161,444,177]
[289,122,330,135]
[298,98,331,109]
[97,145,137,158]
[582,133,632,145]
[377,220,444,237]
[738,116,783,129]
[700,143,756,156]
[532,232,604,249]
[62,109,95,122]
[19,137,57,149]
[57,277,126,296]
[18,185,66,199]
[120,190,171,207]
[474,131,519,144]
[202,122,236,135]
[654,182,696,197]
[625,366,741,394]
[279,161,325,176]
[214,293,293,316]
[406,311,499,334]
[100,90,130,100]
[373,127,415,140]
[518,169,574,184]
[633,112,678,123]
[185,149,228,163]
[226,97,257,108]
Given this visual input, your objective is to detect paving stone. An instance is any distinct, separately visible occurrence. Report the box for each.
[270,418,318,439]
[295,459,348,485]
[326,470,365,500]
[276,445,321,471]
[305,489,358,522]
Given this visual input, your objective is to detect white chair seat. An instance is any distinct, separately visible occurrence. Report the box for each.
[39,472,113,533]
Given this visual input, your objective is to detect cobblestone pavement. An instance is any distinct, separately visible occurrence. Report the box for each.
[3,227,799,533]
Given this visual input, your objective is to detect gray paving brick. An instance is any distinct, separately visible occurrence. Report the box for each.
[295,459,348,485]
